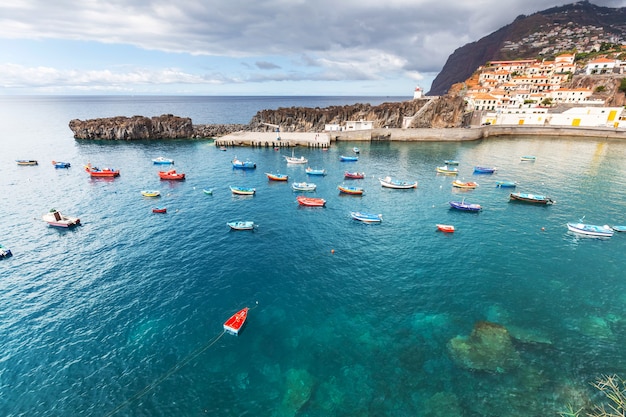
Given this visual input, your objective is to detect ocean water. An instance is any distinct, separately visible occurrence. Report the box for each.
[1,96,626,416]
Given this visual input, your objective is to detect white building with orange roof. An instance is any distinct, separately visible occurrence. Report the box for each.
[585,57,619,75]
[555,53,575,65]
[465,93,498,111]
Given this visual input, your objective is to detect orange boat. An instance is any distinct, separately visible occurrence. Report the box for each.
[436,224,455,233]
[159,169,185,180]
[338,185,364,195]
[452,180,478,189]
[84,163,119,177]
[266,172,288,181]
[223,307,249,335]
[296,196,326,207]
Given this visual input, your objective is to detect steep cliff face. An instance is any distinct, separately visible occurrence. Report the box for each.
[564,74,626,107]
[69,114,194,140]
[408,96,467,128]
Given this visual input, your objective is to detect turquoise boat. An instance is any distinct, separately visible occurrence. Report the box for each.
[495,180,517,188]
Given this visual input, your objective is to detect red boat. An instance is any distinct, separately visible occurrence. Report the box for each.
[159,169,185,180]
[152,207,167,213]
[344,171,365,179]
[436,224,455,233]
[84,163,119,177]
[296,196,326,207]
[223,307,249,335]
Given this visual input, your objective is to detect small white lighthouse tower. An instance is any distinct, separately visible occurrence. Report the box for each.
[413,86,423,100]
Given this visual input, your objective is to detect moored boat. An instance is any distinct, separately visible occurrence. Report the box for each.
[223,307,250,334]
[232,157,256,169]
[152,207,167,213]
[520,155,536,161]
[230,186,256,195]
[509,192,553,204]
[52,161,71,168]
[158,169,185,180]
[611,225,626,232]
[567,222,613,237]
[444,160,459,166]
[284,150,307,164]
[292,182,316,192]
[85,163,120,177]
[141,190,161,197]
[338,185,364,195]
[203,188,213,195]
[296,196,326,207]
[340,155,358,162]
[353,147,360,154]
[266,172,288,181]
[227,221,256,230]
[16,160,38,166]
[350,211,382,223]
[152,156,174,164]
[449,200,481,212]
[42,209,81,227]
[436,224,455,233]
[452,180,478,189]
[344,171,365,179]
[379,176,417,189]
[0,244,12,259]
[305,167,326,176]
[495,180,517,188]
[436,166,458,175]
[474,166,497,174]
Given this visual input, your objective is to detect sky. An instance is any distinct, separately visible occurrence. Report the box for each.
[1,0,625,96]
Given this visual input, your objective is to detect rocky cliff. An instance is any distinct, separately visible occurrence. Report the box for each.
[69,114,194,140]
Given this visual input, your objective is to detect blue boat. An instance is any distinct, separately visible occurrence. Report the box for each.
[340,155,358,162]
[509,192,553,204]
[52,160,71,168]
[474,166,497,174]
[449,200,482,212]
[152,157,174,164]
[305,167,327,176]
[495,180,517,188]
[612,225,626,232]
[350,211,382,223]
[232,158,256,169]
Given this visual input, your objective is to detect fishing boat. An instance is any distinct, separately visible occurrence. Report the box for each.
[520,155,536,161]
[436,224,455,233]
[232,157,256,169]
[141,190,161,197]
[52,161,71,168]
[452,180,478,189]
[474,166,497,174]
[16,160,38,166]
[444,160,459,166]
[567,222,614,237]
[284,150,307,164]
[338,185,364,195]
[203,189,213,195]
[340,155,358,162]
[84,163,120,177]
[509,192,553,204]
[266,172,289,181]
[152,156,174,164]
[449,200,482,212]
[353,147,360,154]
[350,212,382,223]
[344,171,365,179]
[158,169,185,180]
[305,167,326,176]
[42,209,81,227]
[611,225,626,232]
[379,176,417,189]
[436,166,458,175]
[223,307,250,335]
[230,186,256,195]
[152,207,167,213]
[495,180,517,188]
[296,196,326,207]
[0,244,12,259]
[292,182,316,191]
[227,221,255,230]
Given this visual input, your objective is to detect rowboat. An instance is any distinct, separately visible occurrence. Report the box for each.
[436,224,455,233]
[344,171,365,179]
[42,209,81,227]
[509,192,553,205]
[84,163,119,177]
[232,158,256,169]
[223,307,250,335]
[436,166,458,175]
[230,186,256,195]
[379,176,417,189]
[16,160,38,166]
[338,185,364,195]
[152,156,174,164]
[353,147,360,154]
[203,189,213,195]
[158,169,185,180]
[520,155,536,161]
[340,155,358,162]
[296,196,326,207]
[266,172,289,181]
[495,180,517,188]
[305,167,326,176]
[227,221,255,230]
[474,166,497,174]
[292,182,316,192]
[52,161,71,168]
[0,244,13,259]
[152,207,167,213]
[350,212,382,223]
[444,160,459,166]
[567,222,613,237]
[284,150,307,164]
[611,225,626,232]
[452,180,478,189]
[141,190,161,197]
[449,200,481,212]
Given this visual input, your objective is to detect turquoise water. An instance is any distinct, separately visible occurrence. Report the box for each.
[1,97,626,416]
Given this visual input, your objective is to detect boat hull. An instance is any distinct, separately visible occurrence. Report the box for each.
[292,182,316,191]
[42,210,80,227]
[158,170,185,180]
[436,166,458,175]
[436,224,455,233]
[297,196,326,207]
[223,307,249,334]
[452,180,478,189]
[449,201,481,211]
[227,221,255,230]
[230,187,256,195]
[509,193,553,204]
[152,207,167,213]
[350,212,382,223]
[338,186,363,195]
[344,172,365,179]
[567,223,613,237]
[474,167,496,174]
[266,173,288,181]
[379,177,417,189]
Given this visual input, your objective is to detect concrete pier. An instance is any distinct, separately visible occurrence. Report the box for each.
[215,131,330,149]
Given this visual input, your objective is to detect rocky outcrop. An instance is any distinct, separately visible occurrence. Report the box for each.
[564,74,626,107]
[69,114,194,140]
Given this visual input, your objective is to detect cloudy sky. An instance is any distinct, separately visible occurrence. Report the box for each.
[1,0,625,96]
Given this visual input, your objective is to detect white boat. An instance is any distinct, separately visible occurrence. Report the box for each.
[567,222,614,237]
[152,156,174,164]
[227,221,255,230]
[351,211,382,223]
[292,182,316,191]
[284,150,307,164]
[42,209,80,228]
[379,176,417,189]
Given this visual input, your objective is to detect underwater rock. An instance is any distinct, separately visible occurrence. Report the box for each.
[422,392,463,417]
[447,321,522,372]
[274,368,314,417]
